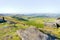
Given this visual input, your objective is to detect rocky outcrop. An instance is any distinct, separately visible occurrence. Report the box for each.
[44,22,56,27]
[16,27,58,40]
[44,18,60,28]
[55,18,60,28]
[0,17,6,23]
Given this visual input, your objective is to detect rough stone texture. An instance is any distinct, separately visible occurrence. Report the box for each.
[44,18,60,28]
[44,22,56,27]
[17,27,58,40]
[55,19,60,28]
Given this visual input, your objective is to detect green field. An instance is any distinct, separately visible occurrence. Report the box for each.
[0,16,60,40]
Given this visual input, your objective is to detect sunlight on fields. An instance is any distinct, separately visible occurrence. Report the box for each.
[42,26,60,38]
[0,16,60,40]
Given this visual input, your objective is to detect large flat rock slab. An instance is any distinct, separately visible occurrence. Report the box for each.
[17,27,49,40]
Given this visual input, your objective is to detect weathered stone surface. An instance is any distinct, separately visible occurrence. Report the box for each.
[44,18,60,28]
[56,19,60,28]
[44,22,56,27]
[17,27,58,40]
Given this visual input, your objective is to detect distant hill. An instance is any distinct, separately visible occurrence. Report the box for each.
[24,13,60,18]
[0,13,60,18]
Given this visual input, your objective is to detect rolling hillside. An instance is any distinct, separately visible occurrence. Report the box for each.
[0,14,60,40]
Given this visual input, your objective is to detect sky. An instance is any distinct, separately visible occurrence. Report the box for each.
[0,0,60,14]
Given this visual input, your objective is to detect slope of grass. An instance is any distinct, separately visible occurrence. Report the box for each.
[0,16,59,40]
[0,16,29,40]
[41,26,60,38]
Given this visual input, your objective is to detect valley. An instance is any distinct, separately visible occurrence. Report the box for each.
[0,14,60,40]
